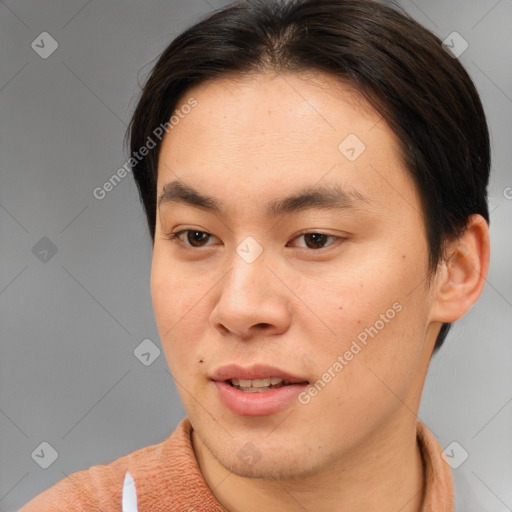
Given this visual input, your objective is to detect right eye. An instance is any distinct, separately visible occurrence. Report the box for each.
[166,229,220,248]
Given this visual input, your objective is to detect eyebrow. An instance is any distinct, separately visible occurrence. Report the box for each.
[157,179,369,216]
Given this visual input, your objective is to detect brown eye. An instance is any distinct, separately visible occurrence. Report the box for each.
[303,233,330,249]
[186,230,210,247]
[167,230,217,248]
[290,232,339,250]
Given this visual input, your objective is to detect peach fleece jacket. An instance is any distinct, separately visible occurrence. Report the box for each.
[20,419,454,511]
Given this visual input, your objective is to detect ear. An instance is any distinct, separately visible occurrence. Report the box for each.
[430,214,490,323]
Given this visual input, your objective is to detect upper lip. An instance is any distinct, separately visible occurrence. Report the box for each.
[211,363,309,384]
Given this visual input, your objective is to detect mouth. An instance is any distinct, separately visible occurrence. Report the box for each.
[210,364,310,416]
[227,377,308,392]
[211,363,310,388]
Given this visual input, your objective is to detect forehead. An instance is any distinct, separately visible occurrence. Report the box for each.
[156,72,417,218]
[163,71,387,149]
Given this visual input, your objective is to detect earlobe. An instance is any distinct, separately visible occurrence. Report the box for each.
[430,214,490,323]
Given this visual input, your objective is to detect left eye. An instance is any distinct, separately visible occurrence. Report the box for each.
[289,233,338,249]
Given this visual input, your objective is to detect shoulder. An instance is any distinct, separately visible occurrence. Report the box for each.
[19,419,191,512]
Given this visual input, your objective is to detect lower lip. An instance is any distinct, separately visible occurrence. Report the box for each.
[213,381,308,416]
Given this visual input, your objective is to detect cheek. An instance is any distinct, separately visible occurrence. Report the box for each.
[150,253,205,345]
[299,276,428,430]
[151,266,201,384]
[151,258,178,330]
[298,249,429,363]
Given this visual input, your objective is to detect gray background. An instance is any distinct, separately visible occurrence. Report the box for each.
[1,0,511,510]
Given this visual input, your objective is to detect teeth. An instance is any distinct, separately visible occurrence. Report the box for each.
[252,378,271,387]
[230,377,285,388]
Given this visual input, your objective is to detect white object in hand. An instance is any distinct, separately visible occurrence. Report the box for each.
[122,471,138,512]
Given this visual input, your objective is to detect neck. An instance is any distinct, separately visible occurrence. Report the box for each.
[192,413,425,512]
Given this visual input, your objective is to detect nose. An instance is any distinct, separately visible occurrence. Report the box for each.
[210,251,292,340]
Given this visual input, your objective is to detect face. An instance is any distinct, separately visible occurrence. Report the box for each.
[151,72,440,479]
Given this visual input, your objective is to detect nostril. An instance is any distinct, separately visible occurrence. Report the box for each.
[215,323,230,335]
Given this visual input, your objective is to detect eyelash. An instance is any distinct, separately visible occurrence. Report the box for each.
[164,229,343,250]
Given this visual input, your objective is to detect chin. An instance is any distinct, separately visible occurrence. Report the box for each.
[214,439,326,481]
[189,408,335,480]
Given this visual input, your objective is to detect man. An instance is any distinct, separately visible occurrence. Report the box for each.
[20,0,490,510]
